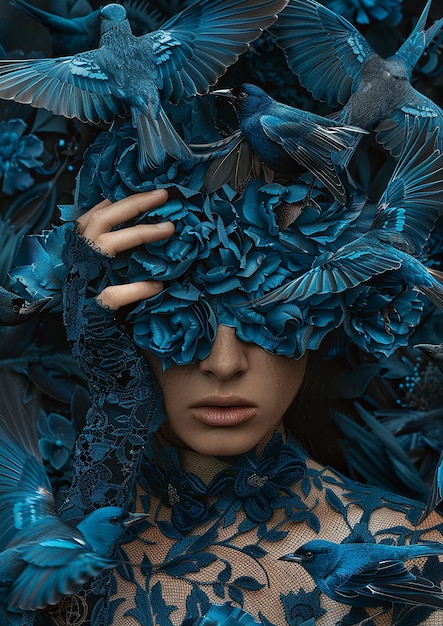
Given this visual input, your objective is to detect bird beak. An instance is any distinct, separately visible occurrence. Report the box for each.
[210,88,236,102]
[21,296,52,316]
[279,553,303,563]
[123,512,150,527]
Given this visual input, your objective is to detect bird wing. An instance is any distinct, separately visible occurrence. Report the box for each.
[10,0,94,35]
[260,113,362,204]
[192,131,273,193]
[372,120,443,256]
[9,540,116,610]
[0,371,58,549]
[374,86,443,158]
[147,0,289,104]
[251,244,403,306]
[396,0,443,72]
[268,0,375,107]
[358,560,443,609]
[0,52,125,124]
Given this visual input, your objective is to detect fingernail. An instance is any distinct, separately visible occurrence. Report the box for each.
[156,220,174,229]
[151,188,167,194]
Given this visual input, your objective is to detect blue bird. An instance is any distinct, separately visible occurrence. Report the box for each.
[0,370,148,611]
[0,0,289,174]
[194,83,365,203]
[251,121,443,318]
[268,0,443,157]
[280,539,443,609]
[0,286,50,326]
[9,0,101,55]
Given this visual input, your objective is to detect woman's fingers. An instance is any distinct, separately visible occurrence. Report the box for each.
[93,222,175,257]
[77,189,170,242]
[75,190,173,307]
[97,281,164,311]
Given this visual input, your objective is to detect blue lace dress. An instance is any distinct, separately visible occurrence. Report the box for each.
[33,229,443,626]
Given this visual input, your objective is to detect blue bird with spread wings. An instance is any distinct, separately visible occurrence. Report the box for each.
[194,82,365,203]
[0,370,147,612]
[9,0,101,55]
[269,0,443,157]
[0,0,288,174]
[251,121,443,317]
[280,539,443,609]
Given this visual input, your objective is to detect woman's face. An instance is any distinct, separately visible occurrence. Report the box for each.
[144,325,308,455]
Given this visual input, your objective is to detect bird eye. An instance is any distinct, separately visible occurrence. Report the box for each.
[238,91,247,100]
[305,551,314,560]
[110,516,120,525]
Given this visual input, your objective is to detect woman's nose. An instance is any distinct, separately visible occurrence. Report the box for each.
[199,325,249,379]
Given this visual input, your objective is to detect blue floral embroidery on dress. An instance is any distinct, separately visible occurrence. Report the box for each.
[139,433,307,535]
[280,588,325,625]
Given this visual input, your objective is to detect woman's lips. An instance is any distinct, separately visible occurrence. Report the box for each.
[190,397,256,426]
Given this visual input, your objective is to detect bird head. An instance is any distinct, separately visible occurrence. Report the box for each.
[210,83,269,114]
[0,287,51,326]
[101,3,127,21]
[279,540,335,578]
[100,3,130,36]
[77,507,149,555]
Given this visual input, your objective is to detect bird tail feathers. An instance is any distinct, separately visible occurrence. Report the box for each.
[133,106,192,174]
[397,0,443,70]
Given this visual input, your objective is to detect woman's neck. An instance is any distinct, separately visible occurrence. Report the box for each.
[154,421,286,484]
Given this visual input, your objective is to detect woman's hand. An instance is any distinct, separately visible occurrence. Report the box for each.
[76,189,175,310]
[60,191,170,520]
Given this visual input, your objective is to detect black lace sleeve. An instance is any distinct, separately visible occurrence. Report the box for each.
[59,226,164,523]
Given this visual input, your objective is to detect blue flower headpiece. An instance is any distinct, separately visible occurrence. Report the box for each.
[12,120,425,369]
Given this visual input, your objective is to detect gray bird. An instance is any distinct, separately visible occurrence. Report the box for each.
[0,0,289,174]
[269,0,443,157]
[0,286,49,326]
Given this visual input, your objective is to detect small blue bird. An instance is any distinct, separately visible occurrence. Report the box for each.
[280,539,443,609]
[0,0,288,174]
[9,0,101,55]
[194,83,365,203]
[0,286,50,326]
[0,370,148,611]
[251,121,443,316]
[269,0,443,157]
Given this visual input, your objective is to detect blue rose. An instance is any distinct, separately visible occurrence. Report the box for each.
[343,287,424,357]
[0,119,44,195]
